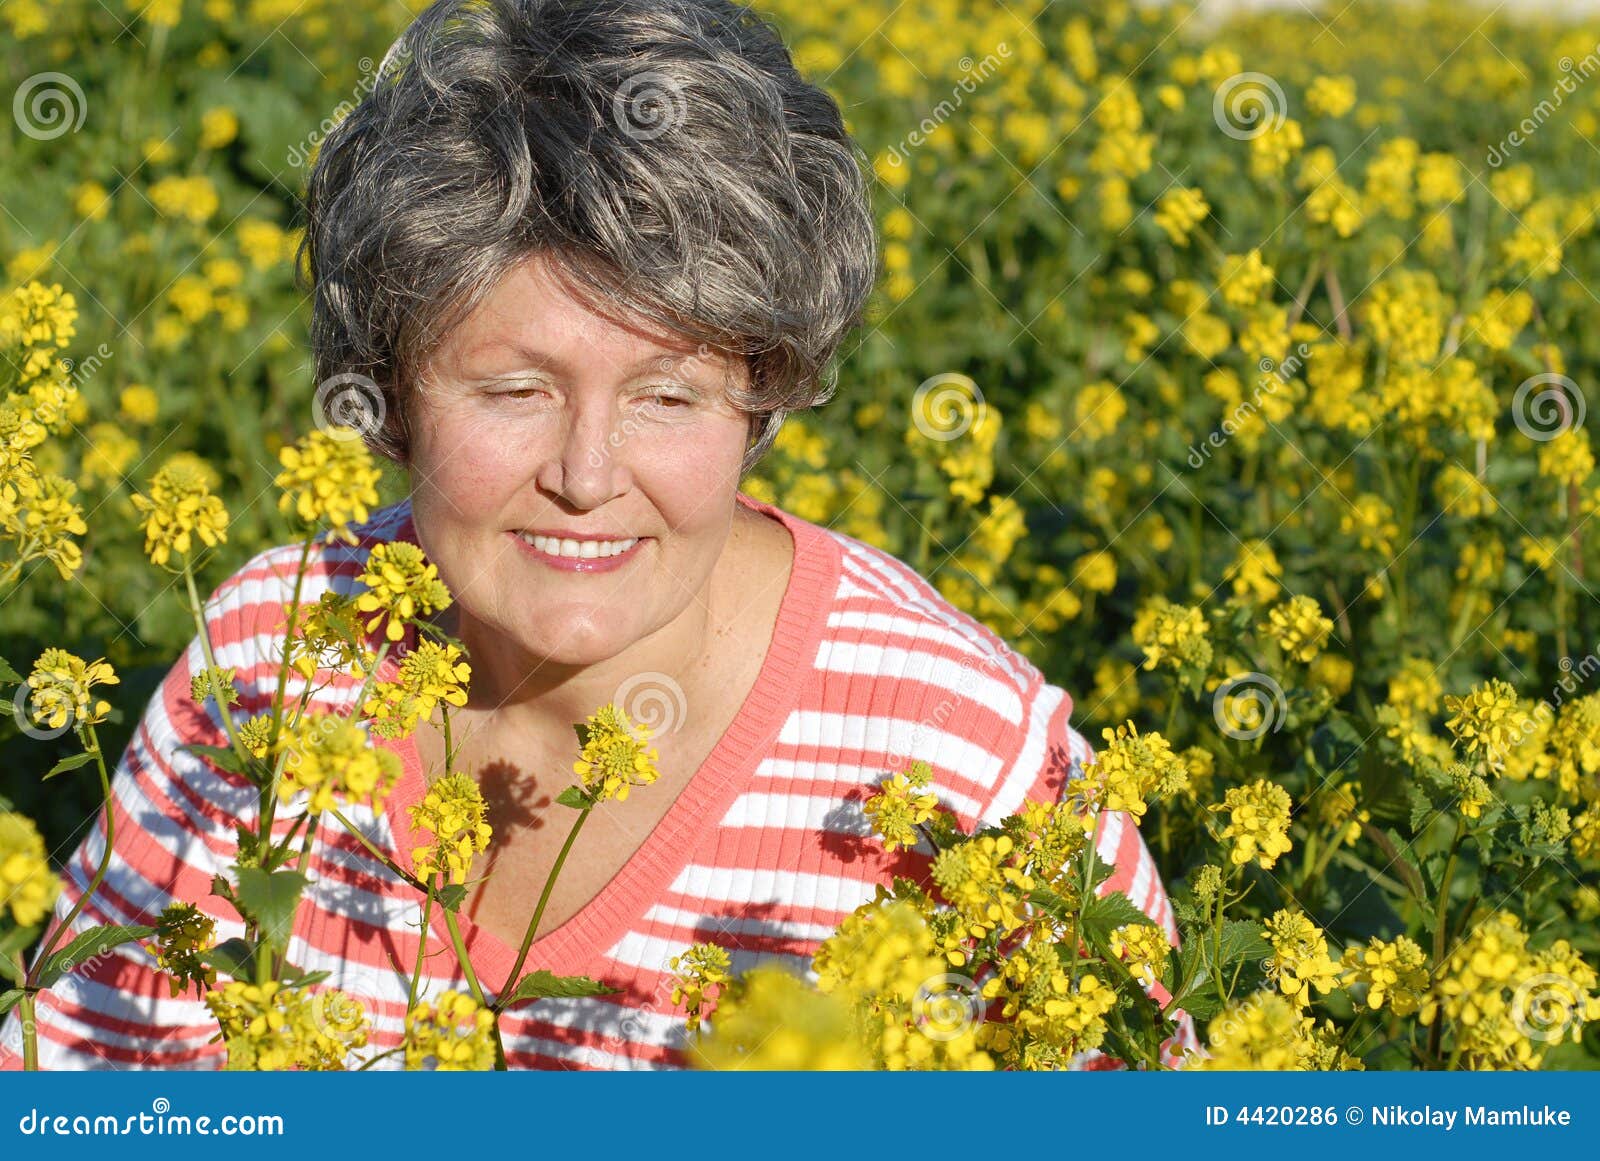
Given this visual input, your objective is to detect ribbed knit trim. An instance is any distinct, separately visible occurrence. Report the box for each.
[374,491,842,991]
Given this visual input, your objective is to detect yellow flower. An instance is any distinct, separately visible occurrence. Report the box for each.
[118,384,160,425]
[1217,248,1274,309]
[354,542,452,643]
[1077,721,1188,823]
[688,965,870,1070]
[408,771,493,885]
[205,979,369,1071]
[26,647,118,732]
[0,811,59,927]
[363,639,471,740]
[129,458,230,567]
[149,902,218,999]
[278,713,403,815]
[1444,678,1522,772]
[1263,909,1341,1007]
[276,429,384,538]
[1212,779,1294,869]
[1153,186,1210,245]
[1260,594,1335,663]
[572,704,661,803]
[1305,75,1356,118]
[1341,934,1429,1016]
[404,990,498,1070]
[199,107,239,150]
[1132,595,1212,676]
[670,942,732,1033]
[864,760,940,852]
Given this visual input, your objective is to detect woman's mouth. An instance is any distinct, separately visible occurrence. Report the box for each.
[508,531,647,573]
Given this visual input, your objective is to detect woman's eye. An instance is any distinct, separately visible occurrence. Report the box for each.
[646,394,690,409]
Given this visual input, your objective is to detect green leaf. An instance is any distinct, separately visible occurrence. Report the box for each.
[204,938,258,981]
[37,924,155,989]
[233,867,309,952]
[556,785,592,810]
[0,655,21,684]
[1216,919,1269,969]
[42,751,98,781]
[279,967,330,988]
[0,988,24,1017]
[0,923,41,965]
[179,743,252,779]
[1079,889,1154,948]
[505,970,620,1006]
[436,884,469,913]
[1407,783,1435,833]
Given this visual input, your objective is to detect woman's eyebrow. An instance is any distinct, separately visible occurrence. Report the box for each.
[468,340,699,378]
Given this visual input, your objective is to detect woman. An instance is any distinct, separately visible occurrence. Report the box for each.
[4,0,1191,1069]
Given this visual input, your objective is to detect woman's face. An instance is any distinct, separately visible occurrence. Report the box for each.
[405,252,753,670]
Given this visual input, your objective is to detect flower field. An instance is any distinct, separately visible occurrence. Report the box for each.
[4,0,1600,1068]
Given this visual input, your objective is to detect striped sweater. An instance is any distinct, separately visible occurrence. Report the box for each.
[1,491,1198,1070]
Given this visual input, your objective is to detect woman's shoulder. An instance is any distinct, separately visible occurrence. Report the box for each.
[748,495,1093,827]
[198,497,418,678]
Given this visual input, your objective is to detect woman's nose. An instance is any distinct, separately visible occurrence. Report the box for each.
[535,399,632,507]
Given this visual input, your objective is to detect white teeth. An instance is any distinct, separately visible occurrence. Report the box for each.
[520,533,638,559]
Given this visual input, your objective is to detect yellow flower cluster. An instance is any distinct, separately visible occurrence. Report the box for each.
[274,429,384,540]
[930,833,1034,941]
[355,542,452,643]
[811,897,992,1069]
[1133,596,1212,677]
[25,648,118,732]
[277,713,403,815]
[1340,934,1429,1016]
[669,942,732,1033]
[129,458,231,568]
[863,759,940,851]
[1211,779,1294,869]
[983,945,1117,1068]
[0,811,59,928]
[403,990,497,1070]
[1260,594,1335,663]
[408,771,493,886]
[204,979,369,1070]
[1444,678,1524,774]
[687,965,871,1070]
[1193,989,1361,1070]
[149,901,218,998]
[1077,721,1189,823]
[1262,909,1340,1007]
[572,704,661,804]
[363,639,471,739]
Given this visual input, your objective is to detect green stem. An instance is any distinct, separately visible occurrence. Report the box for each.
[495,806,592,1013]
[328,807,427,892]
[439,907,505,1069]
[409,878,437,1010]
[16,953,36,1071]
[182,562,248,763]
[28,727,114,985]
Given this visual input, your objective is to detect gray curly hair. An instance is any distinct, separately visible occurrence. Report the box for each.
[298,0,879,476]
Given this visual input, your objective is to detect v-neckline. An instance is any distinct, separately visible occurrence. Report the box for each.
[370,490,841,994]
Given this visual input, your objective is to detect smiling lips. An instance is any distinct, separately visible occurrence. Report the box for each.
[509,530,646,572]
